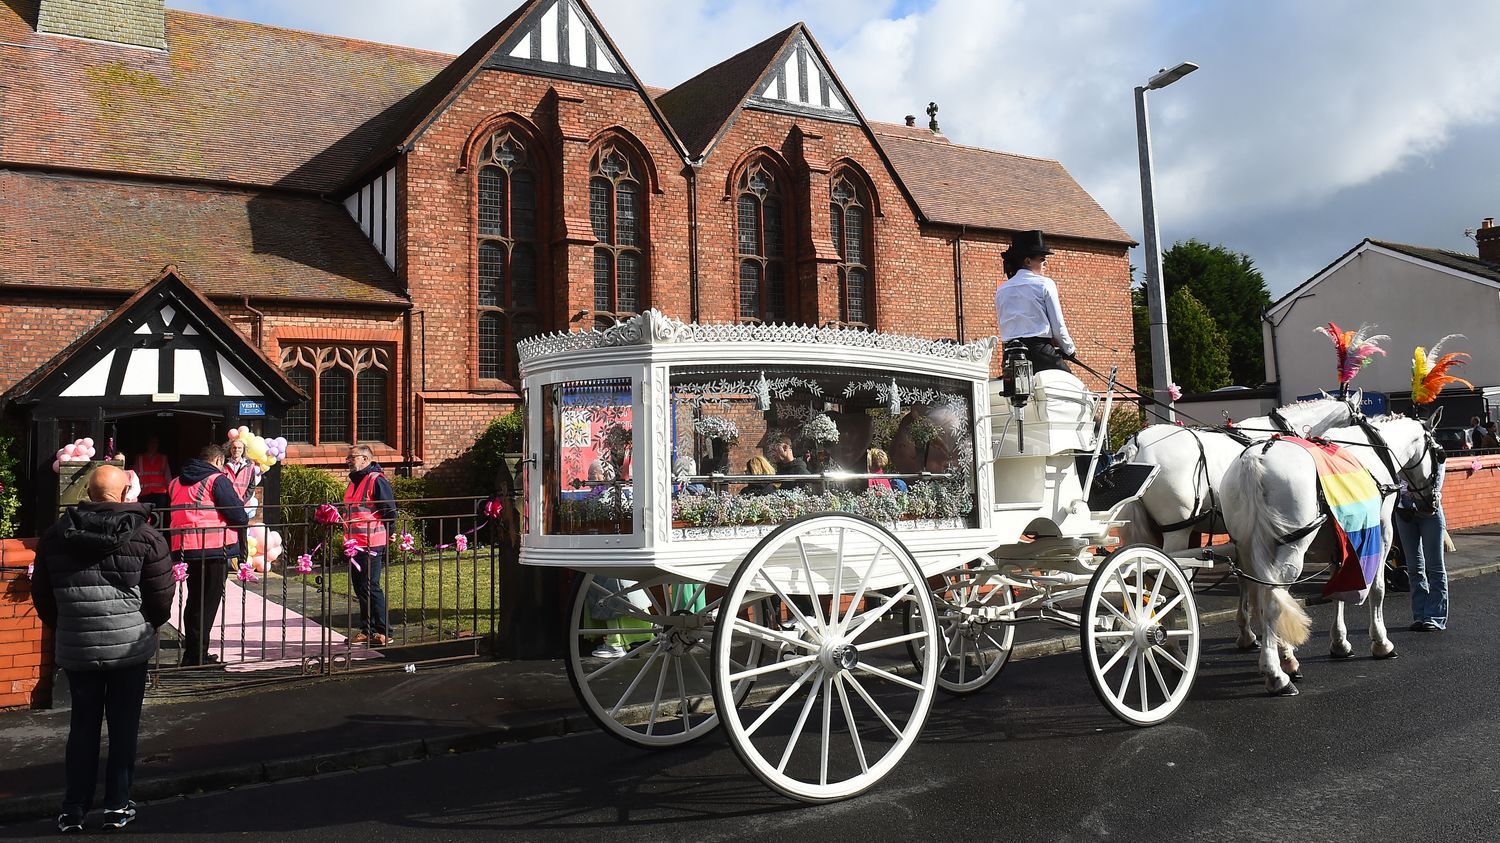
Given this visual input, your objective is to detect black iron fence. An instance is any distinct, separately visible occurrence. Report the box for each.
[143,495,508,696]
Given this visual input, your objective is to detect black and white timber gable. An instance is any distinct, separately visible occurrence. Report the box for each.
[10,269,302,413]
[343,166,397,270]
[748,30,859,124]
[486,0,634,89]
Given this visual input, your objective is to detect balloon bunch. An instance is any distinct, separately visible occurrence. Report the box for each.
[53,438,98,473]
[227,426,288,471]
[244,525,284,573]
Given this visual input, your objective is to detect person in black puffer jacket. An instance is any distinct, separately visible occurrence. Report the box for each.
[32,464,173,831]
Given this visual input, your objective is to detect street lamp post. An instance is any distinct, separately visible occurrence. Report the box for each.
[1135,61,1197,420]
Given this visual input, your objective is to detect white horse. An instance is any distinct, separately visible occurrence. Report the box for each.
[1115,392,1363,647]
[1219,415,1441,695]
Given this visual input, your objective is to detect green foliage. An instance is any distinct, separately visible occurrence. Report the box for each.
[470,405,525,494]
[1167,288,1233,393]
[1162,239,1271,386]
[1106,405,1145,453]
[277,464,344,515]
[0,425,21,539]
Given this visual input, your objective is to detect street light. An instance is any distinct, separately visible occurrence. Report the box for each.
[1135,60,1197,420]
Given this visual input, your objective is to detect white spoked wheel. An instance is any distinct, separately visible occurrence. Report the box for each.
[1081,544,1201,727]
[565,573,765,748]
[905,559,1016,695]
[712,513,939,803]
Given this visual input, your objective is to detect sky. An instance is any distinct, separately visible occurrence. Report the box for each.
[174,0,1500,299]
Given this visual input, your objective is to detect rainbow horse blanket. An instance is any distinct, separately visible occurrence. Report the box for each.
[1282,437,1384,603]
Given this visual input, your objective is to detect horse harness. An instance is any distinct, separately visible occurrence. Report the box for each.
[1152,413,1291,535]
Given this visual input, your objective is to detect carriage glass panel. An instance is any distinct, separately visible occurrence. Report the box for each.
[667,364,977,537]
[542,377,635,535]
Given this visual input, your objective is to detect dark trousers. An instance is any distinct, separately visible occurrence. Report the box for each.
[351,547,390,635]
[180,551,229,665]
[63,662,149,814]
[1015,336,1072,373]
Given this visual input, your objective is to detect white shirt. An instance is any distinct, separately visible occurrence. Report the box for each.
[994,268,1076,356]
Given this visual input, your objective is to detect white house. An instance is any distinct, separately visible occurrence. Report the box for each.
[1262,226,1500,424]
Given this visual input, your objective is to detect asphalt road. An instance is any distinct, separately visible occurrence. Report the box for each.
[8,575,1498,841]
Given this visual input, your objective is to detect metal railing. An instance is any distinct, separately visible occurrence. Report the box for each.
[138,495,504,695]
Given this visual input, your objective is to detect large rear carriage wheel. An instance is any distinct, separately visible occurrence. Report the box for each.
[1081,544,1200,726]
[712,514,939,802]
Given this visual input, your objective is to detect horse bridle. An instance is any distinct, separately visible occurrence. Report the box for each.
[1356,417,1441,507]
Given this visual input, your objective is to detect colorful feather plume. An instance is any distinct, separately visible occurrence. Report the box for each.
[1411,334,1473,404]
[1314,321,1389,384]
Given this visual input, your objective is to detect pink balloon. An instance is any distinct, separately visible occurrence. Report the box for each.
[267,530,283,551]
[82,438,94,448]
[52,459,62,473]
[227,429,240,440]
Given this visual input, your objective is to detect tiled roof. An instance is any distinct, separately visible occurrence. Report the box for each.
[0,4,451,193]
[1369,240,1500,285]
[0,170,407,304]
[655,24,798,159]
[871,126,1135,245]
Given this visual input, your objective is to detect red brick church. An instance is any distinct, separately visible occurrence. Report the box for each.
[0,0,1135,530]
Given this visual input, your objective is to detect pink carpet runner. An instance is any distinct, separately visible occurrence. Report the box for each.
[168,578,383,672]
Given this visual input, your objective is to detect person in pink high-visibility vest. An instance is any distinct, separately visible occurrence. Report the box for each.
[132,437,171,510]
[166,444,247,666]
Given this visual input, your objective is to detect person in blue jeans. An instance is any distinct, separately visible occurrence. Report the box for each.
[1393,470,1449,631]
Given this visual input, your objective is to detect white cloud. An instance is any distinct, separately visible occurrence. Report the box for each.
[173,0,1500,293]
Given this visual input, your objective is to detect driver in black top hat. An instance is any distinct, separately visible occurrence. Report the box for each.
[994,230,1076,373]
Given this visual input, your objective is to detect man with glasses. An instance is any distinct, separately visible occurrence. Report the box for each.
[343,445,396,646]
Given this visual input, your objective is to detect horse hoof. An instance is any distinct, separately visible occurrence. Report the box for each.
[1288,671,1302,682]
[1237,640,1261,652]
[1330,645,1353,660]
[1374,649,1399,661]
[1267,679,1299,697]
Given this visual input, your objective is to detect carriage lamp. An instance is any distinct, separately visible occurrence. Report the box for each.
[1003,345,1034,409]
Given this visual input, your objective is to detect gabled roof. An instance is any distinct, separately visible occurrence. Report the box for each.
[0,170,407,305]
[5,267,305,409]
[1268,238,1500,316]
[356,0,688,183]
[0,4,451,193]
[655,25,798,159]
[870,126,1135,245]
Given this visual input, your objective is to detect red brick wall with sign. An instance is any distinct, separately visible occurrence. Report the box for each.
[1439,456,1500,529]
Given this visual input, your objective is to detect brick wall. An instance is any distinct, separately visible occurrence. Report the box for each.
[0,540,50,710]
[0,293,116,388]
[1438,455,1500,529]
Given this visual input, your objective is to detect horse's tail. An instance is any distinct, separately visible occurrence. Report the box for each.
[1270,588,1311,646]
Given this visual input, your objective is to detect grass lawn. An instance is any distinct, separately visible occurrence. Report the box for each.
[295,549,499,635]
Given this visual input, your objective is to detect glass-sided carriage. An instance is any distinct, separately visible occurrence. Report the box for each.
[517,312,1201,802]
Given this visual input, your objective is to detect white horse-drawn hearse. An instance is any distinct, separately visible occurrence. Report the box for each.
[516,311,1203,802]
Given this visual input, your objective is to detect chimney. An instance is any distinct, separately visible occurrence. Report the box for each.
[1477,217,1500,265]
[37,0,166,50]
[904,115,916,127]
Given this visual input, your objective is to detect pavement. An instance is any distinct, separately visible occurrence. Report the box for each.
[3,529,1498,824]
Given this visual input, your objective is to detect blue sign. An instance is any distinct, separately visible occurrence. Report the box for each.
[1297,391,1386,416]
[238,400,267,417]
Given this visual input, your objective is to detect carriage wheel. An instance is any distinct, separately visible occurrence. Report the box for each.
[565,573,765,748]
[904,559,1017,695]
[1081,544,1200,726]
[712,513,939,803]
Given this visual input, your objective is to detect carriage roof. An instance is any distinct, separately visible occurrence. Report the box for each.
[517,310,997,382]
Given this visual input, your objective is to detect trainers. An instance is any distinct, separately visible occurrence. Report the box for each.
[56,812,84,834]
[1409,621,1440,632]
[591,643,627,659]
[101,802,136,831]
[352,632,369,645]
[371,633,390,647]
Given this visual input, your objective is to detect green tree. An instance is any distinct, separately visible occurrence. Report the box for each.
[1162,239,1271,386]
[1167,287,1232,393]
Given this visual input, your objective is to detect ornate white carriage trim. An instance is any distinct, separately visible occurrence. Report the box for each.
[516,309,997,365]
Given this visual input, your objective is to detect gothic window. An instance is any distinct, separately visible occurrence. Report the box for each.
[830,172,872,327]
[590,145,646,328]
[735,161,789,323]
[476,131,543,380]
[280,346,393,447]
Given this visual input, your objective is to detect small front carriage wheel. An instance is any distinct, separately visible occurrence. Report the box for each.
[1081,544,1200,726]
[712,513,939,803]
[904,558,1016,695]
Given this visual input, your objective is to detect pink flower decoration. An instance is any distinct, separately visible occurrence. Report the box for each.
[27,562,34,578]
[295,553,314,574]
[483,497,504,519]
[399,532,416,552]
[1167,382,1183,401]
[314,504,342,525]
[454,534,468,553]
[1471,458,1482,473]
[343,538,360,558]
[237,562,259,583]
[172,562,189,583]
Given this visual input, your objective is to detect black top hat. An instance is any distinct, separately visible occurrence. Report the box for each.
[1003,230,1053,259]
